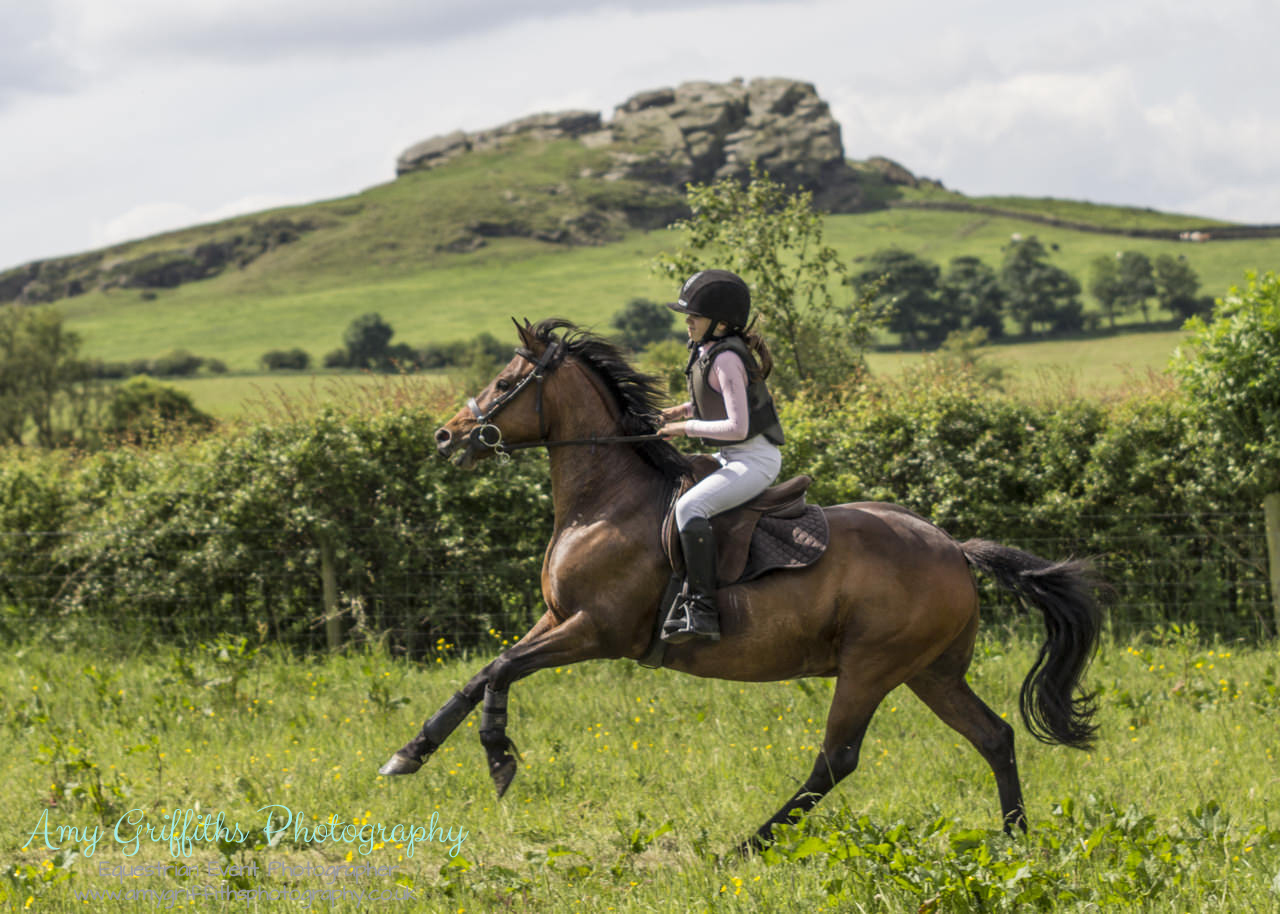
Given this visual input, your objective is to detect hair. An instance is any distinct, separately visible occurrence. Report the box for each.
[738,326,773,380]
[529,318,692,483]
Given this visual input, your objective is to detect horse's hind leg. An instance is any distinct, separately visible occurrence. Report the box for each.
[746,670,892,853]
[907,663,1026,833]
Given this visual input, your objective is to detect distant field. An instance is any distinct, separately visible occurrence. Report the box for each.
[58,210,1269,377]
[866,328,1189,395]
[31,145,1274,382]
[168,326,1189,421]
[165,372,455,420]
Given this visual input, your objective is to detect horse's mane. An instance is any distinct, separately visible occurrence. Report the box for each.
[529,318,692,484]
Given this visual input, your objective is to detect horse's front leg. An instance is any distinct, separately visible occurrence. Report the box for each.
[378,610,559,777]
[475,609,611,797]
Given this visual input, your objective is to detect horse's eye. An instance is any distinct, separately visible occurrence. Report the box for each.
[495,378,512,392]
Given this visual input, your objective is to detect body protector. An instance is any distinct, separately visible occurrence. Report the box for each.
[687,335,785,447]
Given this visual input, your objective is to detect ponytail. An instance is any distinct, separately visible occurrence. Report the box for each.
[739,327,773,380]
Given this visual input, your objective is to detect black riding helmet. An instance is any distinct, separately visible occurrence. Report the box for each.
[667,270,750,330]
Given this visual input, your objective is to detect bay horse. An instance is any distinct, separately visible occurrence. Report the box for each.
[380,318,1102,850]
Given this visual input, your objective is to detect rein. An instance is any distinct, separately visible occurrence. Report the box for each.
[465,342,665,462]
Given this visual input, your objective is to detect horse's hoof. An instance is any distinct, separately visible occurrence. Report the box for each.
[490,756,518,798]
[378,752,423,776]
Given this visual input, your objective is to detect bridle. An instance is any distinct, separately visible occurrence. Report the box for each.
[464,340,662,462]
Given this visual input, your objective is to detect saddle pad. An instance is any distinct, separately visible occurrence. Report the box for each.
[738,505,829,583]
[662,473,830,585]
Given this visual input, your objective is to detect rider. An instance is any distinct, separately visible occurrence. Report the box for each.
[657,270,785,643]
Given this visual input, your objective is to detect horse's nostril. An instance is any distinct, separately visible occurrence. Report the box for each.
[435,427,451,447]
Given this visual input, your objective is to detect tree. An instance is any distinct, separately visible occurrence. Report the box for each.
[0,304,97,447]
[999,236,1083,336]
[655,164,880,394]
[342,313,395,369]
[1154,254,1209,321]
[1173,271,1280,498]
[940,256,1006,339]
[1172,271,1280,630]
[1088,255,1127,328]
[104,376,214,442]
[1116,251,1157,323]
[610,298,676,351]
[851,249,949,349]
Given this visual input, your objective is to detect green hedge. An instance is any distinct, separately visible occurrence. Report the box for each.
[0,372,1271,648]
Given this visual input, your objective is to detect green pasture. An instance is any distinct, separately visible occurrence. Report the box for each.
[865,329,1189,395]
[163,372,455,421]
[49,171,1280,373]
[167,324,1189,420]
[3,629,1278,912]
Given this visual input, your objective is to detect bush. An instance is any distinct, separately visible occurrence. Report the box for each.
[104,376,215,442]
[149,350,205,377]
[261,348,311,371]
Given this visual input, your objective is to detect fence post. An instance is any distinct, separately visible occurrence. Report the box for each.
[1265,492,1280,634]
[319,537,342,651]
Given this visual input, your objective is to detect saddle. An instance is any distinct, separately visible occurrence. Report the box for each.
[662,456,829,585]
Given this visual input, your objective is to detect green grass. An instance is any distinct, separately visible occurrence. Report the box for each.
[866,329,1190,394]
[60,207,1276,379]
[3,629,1278,911]
[162,372,456,420]
[25,136,1280,383]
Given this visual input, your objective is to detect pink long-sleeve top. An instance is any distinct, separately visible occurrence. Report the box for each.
[678,346,751,441]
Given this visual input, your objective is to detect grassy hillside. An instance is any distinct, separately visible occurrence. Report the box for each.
[13,137,1279,400]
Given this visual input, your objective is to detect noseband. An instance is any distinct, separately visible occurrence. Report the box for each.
[463,339,664,461]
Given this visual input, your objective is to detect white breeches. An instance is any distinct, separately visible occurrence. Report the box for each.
[674,435,783,530]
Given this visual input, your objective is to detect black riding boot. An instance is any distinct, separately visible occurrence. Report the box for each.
[662,517,720,644]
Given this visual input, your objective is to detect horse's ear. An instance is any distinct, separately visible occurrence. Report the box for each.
[513,317,537,349]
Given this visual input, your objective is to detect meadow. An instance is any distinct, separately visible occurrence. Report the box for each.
[3,626,1278,912]
[49,178,1280,377]
[163,324,1185,421]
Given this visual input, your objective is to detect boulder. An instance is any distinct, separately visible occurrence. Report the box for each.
[600,77,863,211]
[396,111,602,175]
[396,130,470,175]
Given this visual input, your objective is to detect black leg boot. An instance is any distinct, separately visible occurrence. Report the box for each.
[662,517,720,644]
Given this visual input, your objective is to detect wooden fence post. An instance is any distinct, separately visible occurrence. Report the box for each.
[1265,492,1280,635]
[320,537,341,651]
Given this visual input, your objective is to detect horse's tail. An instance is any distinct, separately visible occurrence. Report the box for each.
[960,538,1102,750]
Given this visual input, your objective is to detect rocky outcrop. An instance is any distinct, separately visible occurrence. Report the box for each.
[396,78,865,214]
[0,218,314,304]
[396,111,602,174]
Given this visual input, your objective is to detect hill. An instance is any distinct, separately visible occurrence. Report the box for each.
[1,76,1277,383]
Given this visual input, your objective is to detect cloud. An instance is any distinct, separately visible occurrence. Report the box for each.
[51,0,807,67]
[2,0,1278,269]
[0,3,82,105]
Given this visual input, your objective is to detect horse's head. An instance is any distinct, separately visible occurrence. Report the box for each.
[435,319,566,468]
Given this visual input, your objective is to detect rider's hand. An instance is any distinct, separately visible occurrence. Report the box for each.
[659,405,690,423]
[658,422,687,439]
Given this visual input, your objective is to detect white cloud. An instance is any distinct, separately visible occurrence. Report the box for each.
[2,0,1279,268]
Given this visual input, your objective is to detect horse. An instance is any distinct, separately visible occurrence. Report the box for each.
[379,318,1103,851]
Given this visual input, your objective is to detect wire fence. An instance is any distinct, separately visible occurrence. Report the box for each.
[1,510,1274,653]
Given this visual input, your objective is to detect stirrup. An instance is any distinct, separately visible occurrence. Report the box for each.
[661,591,720,644]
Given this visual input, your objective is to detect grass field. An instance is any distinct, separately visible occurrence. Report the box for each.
[164,322,1190,421]
[39,149,1279,377]
[3,628,1277,912]
[60,212,1272,376]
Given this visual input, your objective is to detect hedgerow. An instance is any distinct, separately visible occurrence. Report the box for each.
[0,358,1271,648]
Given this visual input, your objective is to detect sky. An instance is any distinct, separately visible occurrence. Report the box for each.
[3,0,1279,271]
